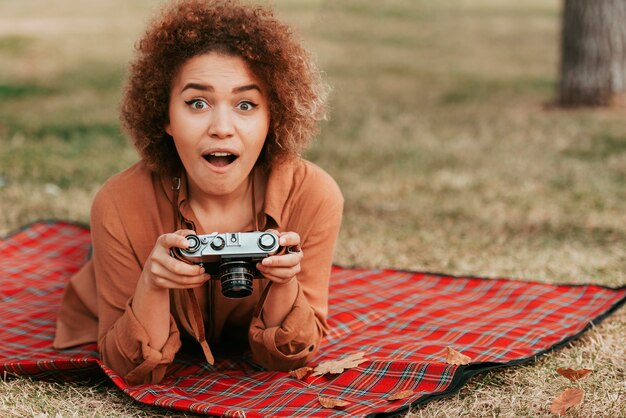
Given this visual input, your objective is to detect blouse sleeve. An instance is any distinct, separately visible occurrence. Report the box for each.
[249,170,344,371]
[91,187,182,385]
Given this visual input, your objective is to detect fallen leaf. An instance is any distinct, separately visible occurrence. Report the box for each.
[288,366,313,380]
[387,390,414,401]
[445,346,472,365]
[312,352,369,376]
[556,368,593,381]
[550,388,584,416]
[318,396,350,409]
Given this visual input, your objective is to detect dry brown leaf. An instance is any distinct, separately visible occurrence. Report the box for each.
[445,346,472,365]
[550,388,584,416]
[556,367,593,381]
[318,396,350,409]
[311,352,369,376]
[288,366,313,380]
[387,390,414,401]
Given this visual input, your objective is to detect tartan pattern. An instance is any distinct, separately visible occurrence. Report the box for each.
[1,221,624,417]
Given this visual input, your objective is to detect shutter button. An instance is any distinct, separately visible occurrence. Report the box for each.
[210,236,226,251]
[258,233,277,251]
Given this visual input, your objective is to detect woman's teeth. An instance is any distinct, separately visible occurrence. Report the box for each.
[204,152,237,167]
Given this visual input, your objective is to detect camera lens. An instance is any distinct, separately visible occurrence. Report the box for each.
[218,261,254,298]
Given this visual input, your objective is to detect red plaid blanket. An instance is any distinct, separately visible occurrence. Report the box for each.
[1,221,624,417]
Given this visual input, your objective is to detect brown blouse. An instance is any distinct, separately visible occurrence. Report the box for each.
[53,158,343,385]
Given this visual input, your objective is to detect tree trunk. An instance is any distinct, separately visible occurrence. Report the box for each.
[559,0,626,106]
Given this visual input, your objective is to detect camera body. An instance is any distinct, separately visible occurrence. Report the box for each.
[172,232,281,298]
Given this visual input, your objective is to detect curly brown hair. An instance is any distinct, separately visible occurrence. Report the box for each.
[120,0,328,175]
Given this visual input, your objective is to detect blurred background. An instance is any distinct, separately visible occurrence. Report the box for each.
[1,0,624,284]
[0,0,624,416]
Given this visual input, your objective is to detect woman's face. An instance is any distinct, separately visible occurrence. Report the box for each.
[166,52,270,199]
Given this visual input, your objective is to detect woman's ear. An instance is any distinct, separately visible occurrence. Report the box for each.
[165,123,172,137]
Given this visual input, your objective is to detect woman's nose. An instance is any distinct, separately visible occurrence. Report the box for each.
[208,105,234,139]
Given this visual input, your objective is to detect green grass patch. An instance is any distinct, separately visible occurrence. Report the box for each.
[29,121,124,142]
[0,63,126,146]
[0,83,53,99]
[58,64,126,93]
[0,133,136,189]
[440,76,556,105]
[0,64,124,103]
[563,133,626,160]
[1,119,125,142]
[0,35,34,55]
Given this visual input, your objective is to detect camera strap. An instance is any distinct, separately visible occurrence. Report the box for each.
[251,167,260,231]
[172,288,215,365]
[170,175,214,365]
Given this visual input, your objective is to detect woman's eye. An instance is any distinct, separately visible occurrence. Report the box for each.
[185,99,208,110]
[236,101,257,112]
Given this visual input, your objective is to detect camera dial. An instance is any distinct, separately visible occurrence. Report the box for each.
[186,235,201,252]
[210,236,226,251]
[258,233,277,251]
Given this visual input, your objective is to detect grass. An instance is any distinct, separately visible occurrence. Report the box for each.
[1,0,625,416]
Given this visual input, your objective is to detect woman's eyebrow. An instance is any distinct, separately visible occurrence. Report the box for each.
[181,82,214,93]
[232,84,261,94]
[180,83,261,94]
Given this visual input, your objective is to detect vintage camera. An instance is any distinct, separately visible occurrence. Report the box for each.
[172,232,282,298]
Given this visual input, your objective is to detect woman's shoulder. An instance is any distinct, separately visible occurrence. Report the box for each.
[91,161,161,219]
[93,161,154,200]
[268,158,343,214]
[267,159,343,238]
[97,162,154,195]
[283,159,342,201]
[89,162,166,256]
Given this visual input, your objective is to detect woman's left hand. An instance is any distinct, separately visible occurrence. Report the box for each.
[256,230,303,285]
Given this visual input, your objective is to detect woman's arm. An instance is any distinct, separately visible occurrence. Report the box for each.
[132,231,207,350]
[91,188,206,384]
[255,231,303,327]
[248,189,344,371]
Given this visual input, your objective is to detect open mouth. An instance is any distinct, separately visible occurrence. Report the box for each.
[203,152,238,168]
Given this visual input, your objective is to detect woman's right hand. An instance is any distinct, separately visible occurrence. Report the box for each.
[141,229,209,290]
[132,229,208,352]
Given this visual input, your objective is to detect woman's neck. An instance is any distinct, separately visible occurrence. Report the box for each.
[191,176,251,211]
[186,168,266,232]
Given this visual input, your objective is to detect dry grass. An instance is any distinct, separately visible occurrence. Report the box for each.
[0,0,624,416]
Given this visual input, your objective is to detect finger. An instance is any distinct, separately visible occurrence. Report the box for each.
[157,232,193,251]
[174,229,197,237]
[168,229,199,247]
[257,270,297,285]
[277,231,301,248]
[149,245,205,276]
[150,273,209,289]
[160,254,206,276]
[256,263,301,279]
[260,251,303,268]
[150,255,207,278]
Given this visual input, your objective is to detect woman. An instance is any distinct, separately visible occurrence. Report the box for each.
[53,0,343,385]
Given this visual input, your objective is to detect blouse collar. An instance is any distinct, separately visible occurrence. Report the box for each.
[159,160,296,232]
